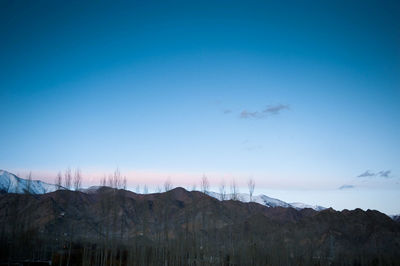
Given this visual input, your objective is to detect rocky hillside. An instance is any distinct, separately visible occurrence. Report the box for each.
[0,187,399,265]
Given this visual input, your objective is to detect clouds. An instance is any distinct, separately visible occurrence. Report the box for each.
[357,170,392,178]
[339,170,394,190]
[221,103,290,119]
[339,184,355,190]
[243,144,263,151]
[264,104,290,115]
[240,104,290,119]
[377,170,391,178]
[357,170,376,177]
[223,109,232,114]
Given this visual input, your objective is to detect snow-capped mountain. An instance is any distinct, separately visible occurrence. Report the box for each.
[0,169,61,194]
[390,215,400,222]
[207,191,326,211]
[1,169,326,211]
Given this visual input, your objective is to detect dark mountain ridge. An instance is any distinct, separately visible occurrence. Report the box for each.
[0,187,399,265]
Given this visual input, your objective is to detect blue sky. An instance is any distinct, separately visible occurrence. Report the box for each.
[1,1,399,213]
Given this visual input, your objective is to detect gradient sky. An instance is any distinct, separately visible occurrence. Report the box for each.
[1,1,399,214]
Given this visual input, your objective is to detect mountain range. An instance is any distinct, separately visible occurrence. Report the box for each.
[0,183,399,265]
[0,169,325,211]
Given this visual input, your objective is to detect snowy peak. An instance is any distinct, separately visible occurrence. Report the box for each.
[0,169,60,194]
[207,191,325,211]
[256,194,292,208]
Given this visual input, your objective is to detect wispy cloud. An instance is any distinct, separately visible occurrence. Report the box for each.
[240,139,263,151]
[357,170,376,177]
[243,144,263,151]
[264,104,290,115]
[240,110,260,119]
[223,109,232,114]
[357,170,392,178]
[240,104,289,119]
[339,184,355,190]
[377,170,391,178]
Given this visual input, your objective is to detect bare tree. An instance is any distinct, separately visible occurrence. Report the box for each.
[107,174,114,188]
[143,184,148,194]
[164,178,172,192]
[73,168,82,191]
[26,171,32,194]
[230,179,239,201]
[123,176,127,190]
[64,168,72,190]
[219,180,226,201]
[113,168,123,189]
[55,171,62,190]
[100,175,107,186]
[248,178,255,202]
[113,168,122,189]
[200,174,209,194]
[135,184,140,193]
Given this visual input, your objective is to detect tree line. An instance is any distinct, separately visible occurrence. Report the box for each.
[50,169,257,202]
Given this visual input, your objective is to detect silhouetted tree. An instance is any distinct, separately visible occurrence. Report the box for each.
[200,174,209,194]
[64,168,72,190]
[219,180,226,200]
[100,175,107,186]
[230,179,239,200]
[114,169,122,188]
[164,178,172,192]
[26,172,32,194]
[108,174,114,188]
[73,168,82,191]
[55,171,62,190]
[108,168,122,189]
[248,178,255,202]
[123,176,127,190]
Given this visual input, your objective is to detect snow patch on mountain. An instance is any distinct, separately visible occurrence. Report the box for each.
[207,191,325,211]
[0,169,61,194]
[390,215,400,222]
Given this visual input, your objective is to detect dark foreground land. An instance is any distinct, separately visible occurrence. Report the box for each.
[0,187,399,265]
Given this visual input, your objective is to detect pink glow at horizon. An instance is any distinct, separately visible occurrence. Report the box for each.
[8,168,337,190]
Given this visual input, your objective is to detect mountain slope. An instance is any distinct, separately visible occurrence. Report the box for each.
[0,169,60,194]
[290,202,326,211]
[0,187,399,265]
[1,169,326,210]
[207,191,326,211]
[391,215,400,223]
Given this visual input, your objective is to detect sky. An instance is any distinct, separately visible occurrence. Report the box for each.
[1,1,399,214]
